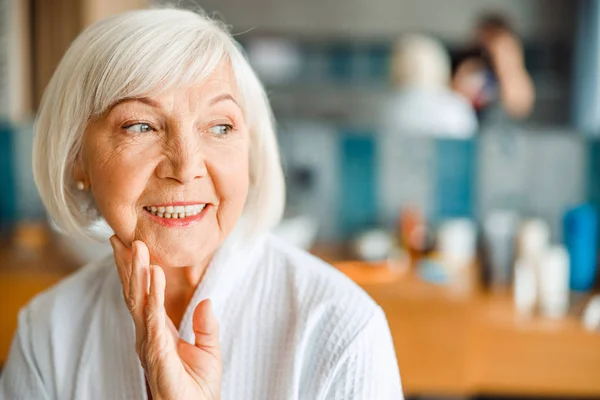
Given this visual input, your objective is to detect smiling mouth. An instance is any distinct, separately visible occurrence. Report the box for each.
[143,204,207,219]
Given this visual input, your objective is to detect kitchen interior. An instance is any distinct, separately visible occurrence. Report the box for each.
[1,0,600,399]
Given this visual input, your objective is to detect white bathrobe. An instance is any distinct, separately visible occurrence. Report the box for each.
[0,234,402,399]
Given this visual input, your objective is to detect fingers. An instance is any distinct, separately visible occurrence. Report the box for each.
[109,237,180,376]
[192,299,220,352]
[109,235,132,300]
[130,241,150,307]
[165,314,180,344]
[146,265,167,341]
[130,241,151,355]
[144,265,181,375]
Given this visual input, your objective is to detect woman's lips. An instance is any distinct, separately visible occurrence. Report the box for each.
[143,204,210,227]
[144,203,206,218]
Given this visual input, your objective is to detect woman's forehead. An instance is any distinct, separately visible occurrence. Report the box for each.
[105,63,242,115]
[113,90,240,114]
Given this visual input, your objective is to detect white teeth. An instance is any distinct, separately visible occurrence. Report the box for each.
[145,204,207,219]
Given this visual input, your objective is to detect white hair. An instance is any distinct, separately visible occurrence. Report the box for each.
[391,34,451,88]
[33,8,285,241]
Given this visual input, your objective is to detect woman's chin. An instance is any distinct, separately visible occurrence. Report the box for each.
[146,238,217,269]
[131,221,223,268]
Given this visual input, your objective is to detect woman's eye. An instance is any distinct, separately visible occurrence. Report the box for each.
[208,124,233,136]
[123,123,153,133]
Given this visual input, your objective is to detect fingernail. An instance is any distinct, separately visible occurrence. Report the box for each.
[206,299,214,316]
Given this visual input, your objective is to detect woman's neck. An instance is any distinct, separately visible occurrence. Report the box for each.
[162,261,210,329]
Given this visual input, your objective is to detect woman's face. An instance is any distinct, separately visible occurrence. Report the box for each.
[78,65,250,269]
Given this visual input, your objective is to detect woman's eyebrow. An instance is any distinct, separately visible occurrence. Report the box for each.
[126,97,163,109]
[109,97,163,110]
[136,97,163,108]
[209,93,239,107]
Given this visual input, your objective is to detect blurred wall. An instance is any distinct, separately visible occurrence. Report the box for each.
[82,0,148,26]
[31,0,148,110]
[166,0,576,41]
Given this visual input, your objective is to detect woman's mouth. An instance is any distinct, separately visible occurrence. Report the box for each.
[143,204,207,219]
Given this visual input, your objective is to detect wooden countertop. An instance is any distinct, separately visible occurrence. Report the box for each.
[335,261,600,398]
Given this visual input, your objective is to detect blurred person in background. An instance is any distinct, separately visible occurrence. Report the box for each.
[0,8,402,400]
[382,34,478,138]
[452,13,535,121]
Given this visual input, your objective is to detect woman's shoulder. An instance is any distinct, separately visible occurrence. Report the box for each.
[254,235,393,389]
[262,234,372,292]
[21,255,116,334]
[259,233,381,330]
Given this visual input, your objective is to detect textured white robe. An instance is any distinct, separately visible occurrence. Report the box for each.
[0,234,403,399]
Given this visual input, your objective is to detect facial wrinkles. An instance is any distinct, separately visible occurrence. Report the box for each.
[80,65,250,275]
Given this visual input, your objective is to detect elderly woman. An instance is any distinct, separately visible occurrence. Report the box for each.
[0,8,401,400]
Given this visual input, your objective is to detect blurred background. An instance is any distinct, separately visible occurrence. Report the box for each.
[2,0,600,399]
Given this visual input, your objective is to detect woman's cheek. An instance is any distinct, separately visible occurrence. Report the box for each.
[212,144,249,193]
[87,147,157,244]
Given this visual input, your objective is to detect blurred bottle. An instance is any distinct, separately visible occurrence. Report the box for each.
[514,258,537,316]
[482,210,519,287]
[437,218,476,271]
[563,204,598,292]
[583,295,600,332]
[512,219,551,316]
[351,229,394,262]
[538,245,570,319]
[398,206,434,263]
[517,219,550,260]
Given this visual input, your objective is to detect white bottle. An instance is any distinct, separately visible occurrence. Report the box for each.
[514,258,537,316]
[513,219,550,316]
[538,246,570,319]
[484,210,520,287]
[438,218,476,271]
[583,295,600,332]
[518,219,550,260]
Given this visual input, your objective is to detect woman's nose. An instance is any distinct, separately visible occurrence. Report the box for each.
[155,133,208,184]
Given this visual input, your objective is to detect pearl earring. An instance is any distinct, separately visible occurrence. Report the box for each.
[76,181,86,191]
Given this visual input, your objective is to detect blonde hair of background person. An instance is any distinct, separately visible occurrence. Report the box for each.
[383,34,478,138]
[391,34,451,88]
[0,7,403,400]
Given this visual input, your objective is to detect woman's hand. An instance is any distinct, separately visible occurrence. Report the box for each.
[110,236,222,400]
